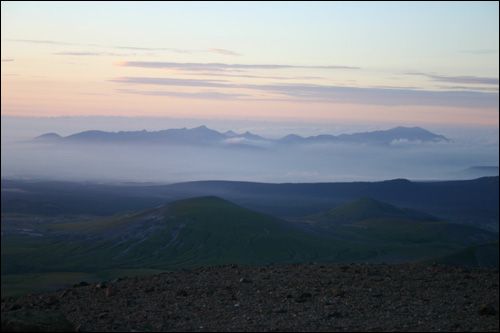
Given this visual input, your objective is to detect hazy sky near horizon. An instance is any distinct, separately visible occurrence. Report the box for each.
[1,1,499,126]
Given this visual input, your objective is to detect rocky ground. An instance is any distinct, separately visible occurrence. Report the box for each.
[2,263,499,332]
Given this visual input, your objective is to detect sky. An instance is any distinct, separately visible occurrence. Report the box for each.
[1,1,499,127]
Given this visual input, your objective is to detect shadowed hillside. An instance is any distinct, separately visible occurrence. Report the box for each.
[305,196,440,224]
[2,195,498,298]
[2,177,498,232]
[427,240,499,267]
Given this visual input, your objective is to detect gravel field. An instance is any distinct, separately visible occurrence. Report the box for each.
[2,263,499,332]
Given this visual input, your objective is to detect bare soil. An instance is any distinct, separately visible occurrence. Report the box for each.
[2,263,499,332]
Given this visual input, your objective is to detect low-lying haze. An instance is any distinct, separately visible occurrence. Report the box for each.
[2,116,498,183]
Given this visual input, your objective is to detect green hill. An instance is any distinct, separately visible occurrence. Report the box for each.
[2,196,374,276]
[424,240,499,267]
[2,196,498,298]
[291,197,497,250]
[307,196,440,224]
[99,195,347,269]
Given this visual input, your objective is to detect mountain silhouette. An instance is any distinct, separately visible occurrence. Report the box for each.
[33,125,450,146]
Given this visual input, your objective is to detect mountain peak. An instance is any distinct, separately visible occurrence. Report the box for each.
[191,125,210,131]
[33,133,61,141]
[224,130,239,137]
[312,196,439,224]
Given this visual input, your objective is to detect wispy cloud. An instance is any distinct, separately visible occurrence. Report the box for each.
[208,48,241,56]
[6,38,188,52]
[249,83,499,108]
[53,51,133,57]
[436,85,499,92]
[7,39,76,46]
[75,92,110,96]
[117,88,248,100]
[109,77,232,88]
[6,39,241,57]
[183,72,326,81]
[111,45,195,53]
[110,75,499,108]
[429,75,498,85]
[408,73,499,85]
[115,61,360,72]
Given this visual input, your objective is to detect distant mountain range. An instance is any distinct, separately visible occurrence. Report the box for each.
[3,176,498,231]
[455,166,499,178]
[34,125,450,147]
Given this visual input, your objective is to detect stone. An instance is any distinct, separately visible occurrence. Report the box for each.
[96,282,107,289]
[72,281,89,288]
[477,304,497,316]
[333,288,345,298]
[105,287,117,297]
[299,292,312,299]
[176,289,188,297]
[327,311,344,318]
[44,296,58,306]
[1,309,75,332]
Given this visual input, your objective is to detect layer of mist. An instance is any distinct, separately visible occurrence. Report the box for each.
[2,120,498,184]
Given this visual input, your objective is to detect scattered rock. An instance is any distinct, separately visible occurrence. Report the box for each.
[126,299,138,307]
[1,309,75,332]
[478,304,497,316]
[176,289,188,297]
[105,287,117,297]
[333,288,345,298]
[72,281,89,288]
[327,311,344,318]
[98,312,109,319]
[299,292,312,299]
[144,286,155,293]
[239,277,252,284]
[1,264,498,332]
[296,292,312,303]
[6,303,22,311]
[45,296,58,306]
[95,282,107,289]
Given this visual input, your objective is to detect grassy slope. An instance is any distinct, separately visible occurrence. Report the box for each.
[101,196,377,268]
[306,196,439,224]
[424,240,499,266]
[2,196,497,298]
[2,197,376,272]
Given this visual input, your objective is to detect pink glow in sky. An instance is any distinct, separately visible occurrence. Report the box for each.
[1,2,498,126]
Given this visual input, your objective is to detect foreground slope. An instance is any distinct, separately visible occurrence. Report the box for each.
[2,263,498,332]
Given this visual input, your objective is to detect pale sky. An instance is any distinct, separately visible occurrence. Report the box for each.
[1,1,499,126]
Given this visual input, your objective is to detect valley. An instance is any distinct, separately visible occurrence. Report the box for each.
[2,177,498,298]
